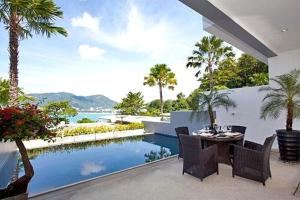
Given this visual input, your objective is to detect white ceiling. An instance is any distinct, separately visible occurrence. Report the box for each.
[208,0,300,54]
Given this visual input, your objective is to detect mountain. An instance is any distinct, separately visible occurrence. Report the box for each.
[29,92,118,110]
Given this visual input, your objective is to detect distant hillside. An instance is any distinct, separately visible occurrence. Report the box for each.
[29,92,118,109]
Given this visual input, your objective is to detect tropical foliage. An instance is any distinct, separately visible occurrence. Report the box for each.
[0,0,67,107]
[42,101,77,126]
[260,69,300,131]
[144,64,177,118]
[0,1,67,196]
[187,35,235,89]
[0,104,55,198]
[198,54,268,91]
[59,122,144,137]
[190,89,236,127]
[0,78,35,107]
[0,78,9,107]
[0,104,54,142]
[77,117,95,124]
[144,92,190,116]
[114,92,145,115]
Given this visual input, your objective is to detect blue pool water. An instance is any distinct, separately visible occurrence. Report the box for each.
[20,134,178,195]
[68,112,113,123]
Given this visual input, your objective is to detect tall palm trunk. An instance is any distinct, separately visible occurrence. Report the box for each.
[208,55,214,90]
[286,102,293,131]
[208,105,214,128]
[8,11,19,107]
[159,82,164,120]
[0,12,33,198]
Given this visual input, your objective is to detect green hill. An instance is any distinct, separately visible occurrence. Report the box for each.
[29,92,117,109]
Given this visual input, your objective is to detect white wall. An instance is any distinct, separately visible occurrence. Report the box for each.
[268,48,300,78]
[143,111,211,136]
[216,48,300,147]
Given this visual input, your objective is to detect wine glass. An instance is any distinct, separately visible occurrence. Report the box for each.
[227,125,232,132]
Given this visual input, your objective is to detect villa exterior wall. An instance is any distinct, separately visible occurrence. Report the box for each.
[216,48,300,147]
[144,48,300,147]
[143,111,211,136]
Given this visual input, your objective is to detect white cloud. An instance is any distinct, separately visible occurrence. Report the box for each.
[78,45,105,60]
[72,3,175,59]
[80,162,106,176]
[99,3,169,59]
[71,12,100,34]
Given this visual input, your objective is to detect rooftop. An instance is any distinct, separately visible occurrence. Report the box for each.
[31,152,300,200]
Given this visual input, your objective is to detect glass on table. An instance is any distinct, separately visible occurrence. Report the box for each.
[227,125,232,132]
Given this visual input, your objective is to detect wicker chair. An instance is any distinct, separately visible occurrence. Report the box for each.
[229,125,247,156]
[179,135,218,181]
[175,127,190,158]
[231,134,276,186]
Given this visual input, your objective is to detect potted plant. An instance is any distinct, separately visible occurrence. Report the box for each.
[260,69,300,161]
[190,89,236,130]
[0,104,55,199]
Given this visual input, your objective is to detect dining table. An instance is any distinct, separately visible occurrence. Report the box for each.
[193,130,244,165]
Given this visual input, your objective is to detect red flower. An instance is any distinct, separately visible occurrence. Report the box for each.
[0,103,55,141]
[3,113,12,120]
[16,120,25,126]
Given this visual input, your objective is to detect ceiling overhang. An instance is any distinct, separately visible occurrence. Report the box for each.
[179,0,277,63]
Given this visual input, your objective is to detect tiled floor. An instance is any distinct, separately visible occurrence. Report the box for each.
[31,152,300,200]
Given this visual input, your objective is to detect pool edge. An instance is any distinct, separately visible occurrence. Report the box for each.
[29,155,178,199]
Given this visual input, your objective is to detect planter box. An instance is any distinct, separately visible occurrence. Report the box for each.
[276,129,300,161]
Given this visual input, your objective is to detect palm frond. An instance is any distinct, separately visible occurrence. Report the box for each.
[260,98,285,119]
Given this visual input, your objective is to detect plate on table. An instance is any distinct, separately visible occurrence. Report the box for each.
[199,132,214,137]
[224,132,241,137]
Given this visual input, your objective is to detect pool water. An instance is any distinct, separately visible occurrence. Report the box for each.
[19,134,178,195]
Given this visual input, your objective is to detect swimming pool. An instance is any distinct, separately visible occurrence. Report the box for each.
[19,134,178,195]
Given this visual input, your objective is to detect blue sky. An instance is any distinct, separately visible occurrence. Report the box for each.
[0,0,239,102]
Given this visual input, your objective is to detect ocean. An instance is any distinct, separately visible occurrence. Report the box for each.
[68,112,113,123]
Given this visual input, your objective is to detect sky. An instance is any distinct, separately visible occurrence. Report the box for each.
[0,0,241,102]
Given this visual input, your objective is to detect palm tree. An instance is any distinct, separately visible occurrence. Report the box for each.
[144,64,177,119]
[191,89,236,128]
[0,0,67,197]
[260,69,300,131]
[187,35,235,89]
[0,0,67,107]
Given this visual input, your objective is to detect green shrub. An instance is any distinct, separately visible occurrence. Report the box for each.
[77,117,95,123]
[57,122,145,137]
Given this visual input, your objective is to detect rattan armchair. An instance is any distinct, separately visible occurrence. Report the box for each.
[179,135,218,181]
[175,127,190,158]
[229,125,247,156]
[231,134,276,186]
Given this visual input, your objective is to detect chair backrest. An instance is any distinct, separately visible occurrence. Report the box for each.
[175,127,189,158]
[262,134,276,172]
[179,135,202,160]
[263,134,276,153]
[175,127,189,137]
[231,125,247,134]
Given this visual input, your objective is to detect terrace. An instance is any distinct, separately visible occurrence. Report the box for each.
[30,153,299,200]
[1,0,300,199]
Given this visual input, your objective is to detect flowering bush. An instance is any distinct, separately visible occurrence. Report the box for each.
[59,122,145,137]
[0,104,55,142]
